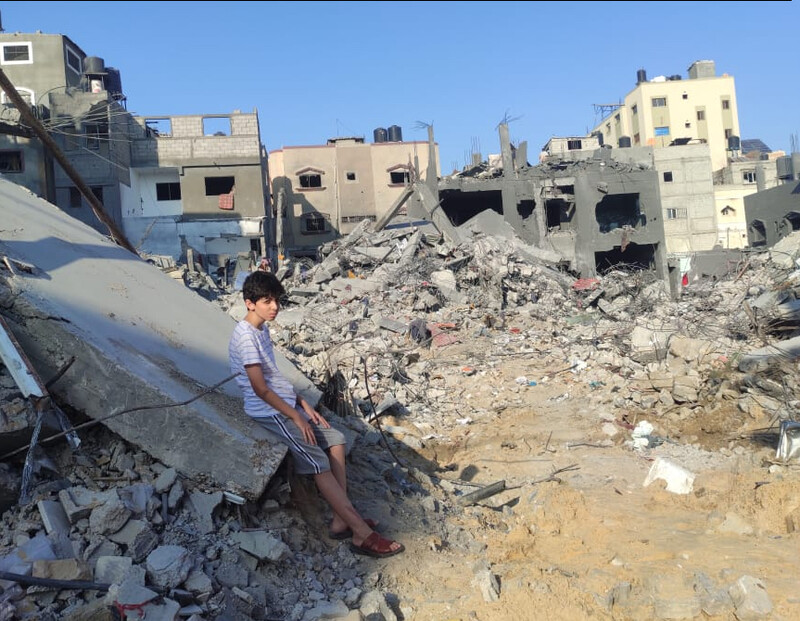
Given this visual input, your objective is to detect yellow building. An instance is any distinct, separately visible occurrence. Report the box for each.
[268,134,438,256]
[593,60,740,172]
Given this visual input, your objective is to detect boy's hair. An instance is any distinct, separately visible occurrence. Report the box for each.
[242,271,285,303]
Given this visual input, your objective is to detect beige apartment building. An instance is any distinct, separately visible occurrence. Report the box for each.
[592,60,740,172]
[268,136,438,256]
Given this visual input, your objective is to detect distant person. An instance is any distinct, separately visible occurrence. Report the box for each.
[257,257,271,272]
[228,271,404,558]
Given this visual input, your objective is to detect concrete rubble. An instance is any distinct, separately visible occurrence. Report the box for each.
[2,170,800,617]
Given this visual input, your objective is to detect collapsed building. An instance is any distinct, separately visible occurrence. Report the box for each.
[435,124,670,285]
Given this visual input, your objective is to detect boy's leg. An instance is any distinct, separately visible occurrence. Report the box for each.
[327,444,350,533]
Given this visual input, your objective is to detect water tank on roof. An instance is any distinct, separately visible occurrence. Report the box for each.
[373,127,388,143]
[83,56,106,75]
[104,67,124,100]
[387,125,403,142]
[618,136,632,148]
[728,135,741,151]
[636,68,647,84]
[668,74,682,80]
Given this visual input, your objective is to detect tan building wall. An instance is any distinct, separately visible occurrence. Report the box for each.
[714,188,749,249]
[269,138,438,255]
[593,61,739,172]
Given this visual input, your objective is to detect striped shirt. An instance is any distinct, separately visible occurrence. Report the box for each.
[229,320,297,418]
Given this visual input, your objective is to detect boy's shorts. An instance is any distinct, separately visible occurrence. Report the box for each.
[253,409,346,475]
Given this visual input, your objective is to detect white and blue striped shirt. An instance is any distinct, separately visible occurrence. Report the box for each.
[229,320,297,418]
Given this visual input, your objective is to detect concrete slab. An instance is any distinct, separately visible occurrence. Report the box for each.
[0,180,320,499]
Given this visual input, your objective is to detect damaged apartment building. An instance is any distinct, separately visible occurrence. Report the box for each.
[0,26,270,270]
[439,124,670,283]
[268,126,438,258]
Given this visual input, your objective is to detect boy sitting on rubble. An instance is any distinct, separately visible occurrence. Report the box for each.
[228,271,404,558]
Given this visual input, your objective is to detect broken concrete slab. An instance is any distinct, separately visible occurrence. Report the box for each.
[0,179,330,498]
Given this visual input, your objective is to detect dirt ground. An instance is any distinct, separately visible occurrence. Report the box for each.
[345,343,800,621]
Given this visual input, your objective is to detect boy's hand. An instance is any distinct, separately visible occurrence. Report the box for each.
[299,399,331,428]
[293,416,318,445]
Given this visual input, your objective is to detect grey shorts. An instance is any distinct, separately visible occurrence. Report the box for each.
[253,409,345,475]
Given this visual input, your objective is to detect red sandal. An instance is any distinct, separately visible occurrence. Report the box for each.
[350,532,405,558]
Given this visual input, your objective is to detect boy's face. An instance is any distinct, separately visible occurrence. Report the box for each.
[245,296,280,322]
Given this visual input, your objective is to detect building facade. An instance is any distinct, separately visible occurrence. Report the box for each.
[592,60,740,172]
[121,110,270,264]
[268,134,438,257]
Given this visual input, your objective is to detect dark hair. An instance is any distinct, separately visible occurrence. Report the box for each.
[242,271,285,303]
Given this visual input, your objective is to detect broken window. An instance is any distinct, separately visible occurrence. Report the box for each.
[302,213,328,234]
[341,215,377,223]
[594,243,656,274]
[546,199,574,230]
[0,87,34,108]
[85,123,108,150]
[440,189,503,225]
[567,139,582,151]
[652,97,666,108]
[595,193,642,233]
[517,200,535,219]
[156,182,181,201]
[65,46,81,75]
[0,150,23,173]
[749,220,767,247]
[663,171,673,183]
[389,171,410,185]
[69,187,82,208]
[299,173,322,188]
[203,117,231,136]
[205,176,235,196]
[782,212,800,234]
[742,171,756,184]
[145,118,171,138]
[1,43,32,64]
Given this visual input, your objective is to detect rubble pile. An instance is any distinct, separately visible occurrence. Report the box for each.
[4,213,800,619]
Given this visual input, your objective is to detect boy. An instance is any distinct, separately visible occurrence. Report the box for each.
[229,271,403,558]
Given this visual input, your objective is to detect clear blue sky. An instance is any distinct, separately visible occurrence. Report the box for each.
[4,1,797,173]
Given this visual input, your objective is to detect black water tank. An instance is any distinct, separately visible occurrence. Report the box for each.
[373,127,387,143]
[104,67,124,100]
[618,136,632,148]
[728,135,741,151]
[387,125,403,142]
[83,56,106,75]
[636,68,647,84]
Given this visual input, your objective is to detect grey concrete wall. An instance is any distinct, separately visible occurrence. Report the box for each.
[744,180,800,247]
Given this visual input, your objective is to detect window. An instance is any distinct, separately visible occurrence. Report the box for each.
[685,122,691,129]
[721,206,736,216]
[302,214,328,234]
[652,97,666,107]
[202,117,231,136]
[65,46,81,75]
[145,118,171,137]
[69,187,82,208]
[614,113,620,122]
[299,173,322,188]
[390,170,410,184]
[205,176,235,195]
[90,186,103,204]
[0,87,34,108]
[722,99,730,110]
[682,93,688,100]
[742,171,756,183]
[156,182,181,201]
[341,215,377,223]
[606,123,611,133]
[663,171,673,183]
[654,126,670,136]
[666,208,687,219]
[1,42,32,64]
[567,139,582,150]
[724,129,733,139]
[631,104,638,115]
[0,150,23,173]
[633,133,640,145]
[85,123,107,150]
[345,172,357,181]
[697,110,706,121]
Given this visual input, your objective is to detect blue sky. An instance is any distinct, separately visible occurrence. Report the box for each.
[4,1,797,173]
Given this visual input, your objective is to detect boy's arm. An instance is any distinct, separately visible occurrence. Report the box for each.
[245,364,318,445]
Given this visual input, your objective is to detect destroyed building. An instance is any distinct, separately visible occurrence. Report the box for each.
[745,170,800,248]
[439,125,669,282]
